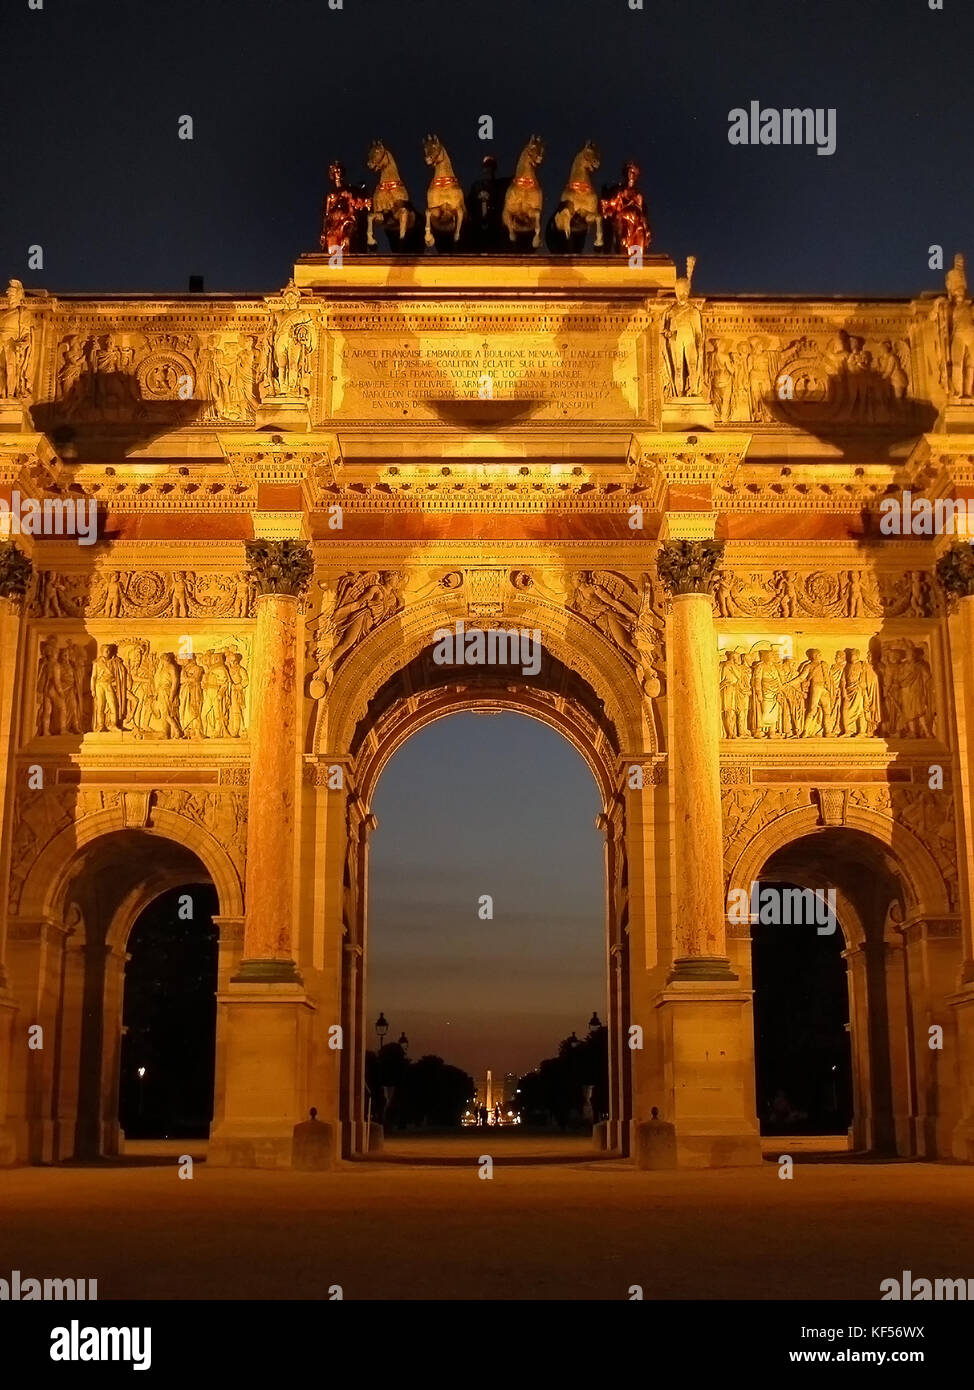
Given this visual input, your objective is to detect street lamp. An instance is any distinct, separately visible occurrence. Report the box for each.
[588,1012,602,1030]
[397,1032,409,1055]
[375,1012,389,1050]
[137,1066,146,1120]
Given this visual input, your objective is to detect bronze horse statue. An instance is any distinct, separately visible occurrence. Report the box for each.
[502,135,545,248]
[365,140,416,247]
[422,134,465,247]
[553,141,603,249]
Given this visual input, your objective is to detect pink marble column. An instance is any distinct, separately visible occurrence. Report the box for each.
[234,542,311,983]
[660,545,736,980]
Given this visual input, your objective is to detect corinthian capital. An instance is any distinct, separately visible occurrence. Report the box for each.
[0,541,33,603]
[935,540,974,601]
[244,539,314,597]
[656,539,725,597]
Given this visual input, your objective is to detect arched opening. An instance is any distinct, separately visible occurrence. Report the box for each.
[51,829,218,1159]
[751,879,852,1136]
[752,829,909,1154]
[119,883,219,1141]
[361,709,612,1160]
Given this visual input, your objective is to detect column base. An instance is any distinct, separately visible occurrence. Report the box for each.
[652,981,763,1167]
[668,955,738,982]
[949,986,974,1161]
[343,1120,383,1157]
[207,981,317,1168]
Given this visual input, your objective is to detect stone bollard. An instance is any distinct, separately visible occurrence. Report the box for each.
[291,1107,335,1170]
[633,1106,678,1169]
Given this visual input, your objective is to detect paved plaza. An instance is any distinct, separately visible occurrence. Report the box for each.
[2,1145,972,1301]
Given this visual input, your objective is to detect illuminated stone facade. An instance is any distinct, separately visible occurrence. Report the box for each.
[1,249,974,1169]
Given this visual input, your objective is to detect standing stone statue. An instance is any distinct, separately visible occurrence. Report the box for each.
[265,282,317,399]
[662,258,704,397]
[0,280,33,400]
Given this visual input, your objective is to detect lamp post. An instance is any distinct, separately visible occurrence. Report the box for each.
[588,1012,602,1031]
[397,1031,409,1056]
[137,1066,146,1121]
[375,1012,389,1051]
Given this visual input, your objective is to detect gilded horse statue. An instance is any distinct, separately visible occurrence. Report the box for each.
[422,134,465,247]
[365,140,416,248]
[502,135,545,248]
[553,141,603,249]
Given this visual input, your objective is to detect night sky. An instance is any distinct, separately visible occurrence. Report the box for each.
[4,0,972,297]
[6,0,968,1080]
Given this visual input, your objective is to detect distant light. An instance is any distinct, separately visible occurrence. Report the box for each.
[137,1067,146,1078]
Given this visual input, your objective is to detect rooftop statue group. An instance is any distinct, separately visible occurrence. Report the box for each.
[319,138,652,256]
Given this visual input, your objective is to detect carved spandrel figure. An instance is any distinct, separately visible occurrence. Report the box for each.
[320,161,370,255]
[0,280,33,401]
[323,571,403,679]
[90,643,128,733]
[662,257,704,398]
[599,161,651,256]
[266,283,317,399]
[572,571,641,666]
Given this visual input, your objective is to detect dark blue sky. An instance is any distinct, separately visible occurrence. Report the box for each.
[3,0,970,296]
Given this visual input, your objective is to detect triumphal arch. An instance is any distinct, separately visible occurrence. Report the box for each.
[2,154,974,1169]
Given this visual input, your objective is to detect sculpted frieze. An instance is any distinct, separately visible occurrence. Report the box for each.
[717,638,935,741]
[713,568,937,619]
[33,636,250,740]
[34,569,253,619]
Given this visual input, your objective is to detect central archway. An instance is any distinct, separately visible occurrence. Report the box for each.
[326,637,639,1158]
[365,709,607,1155]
